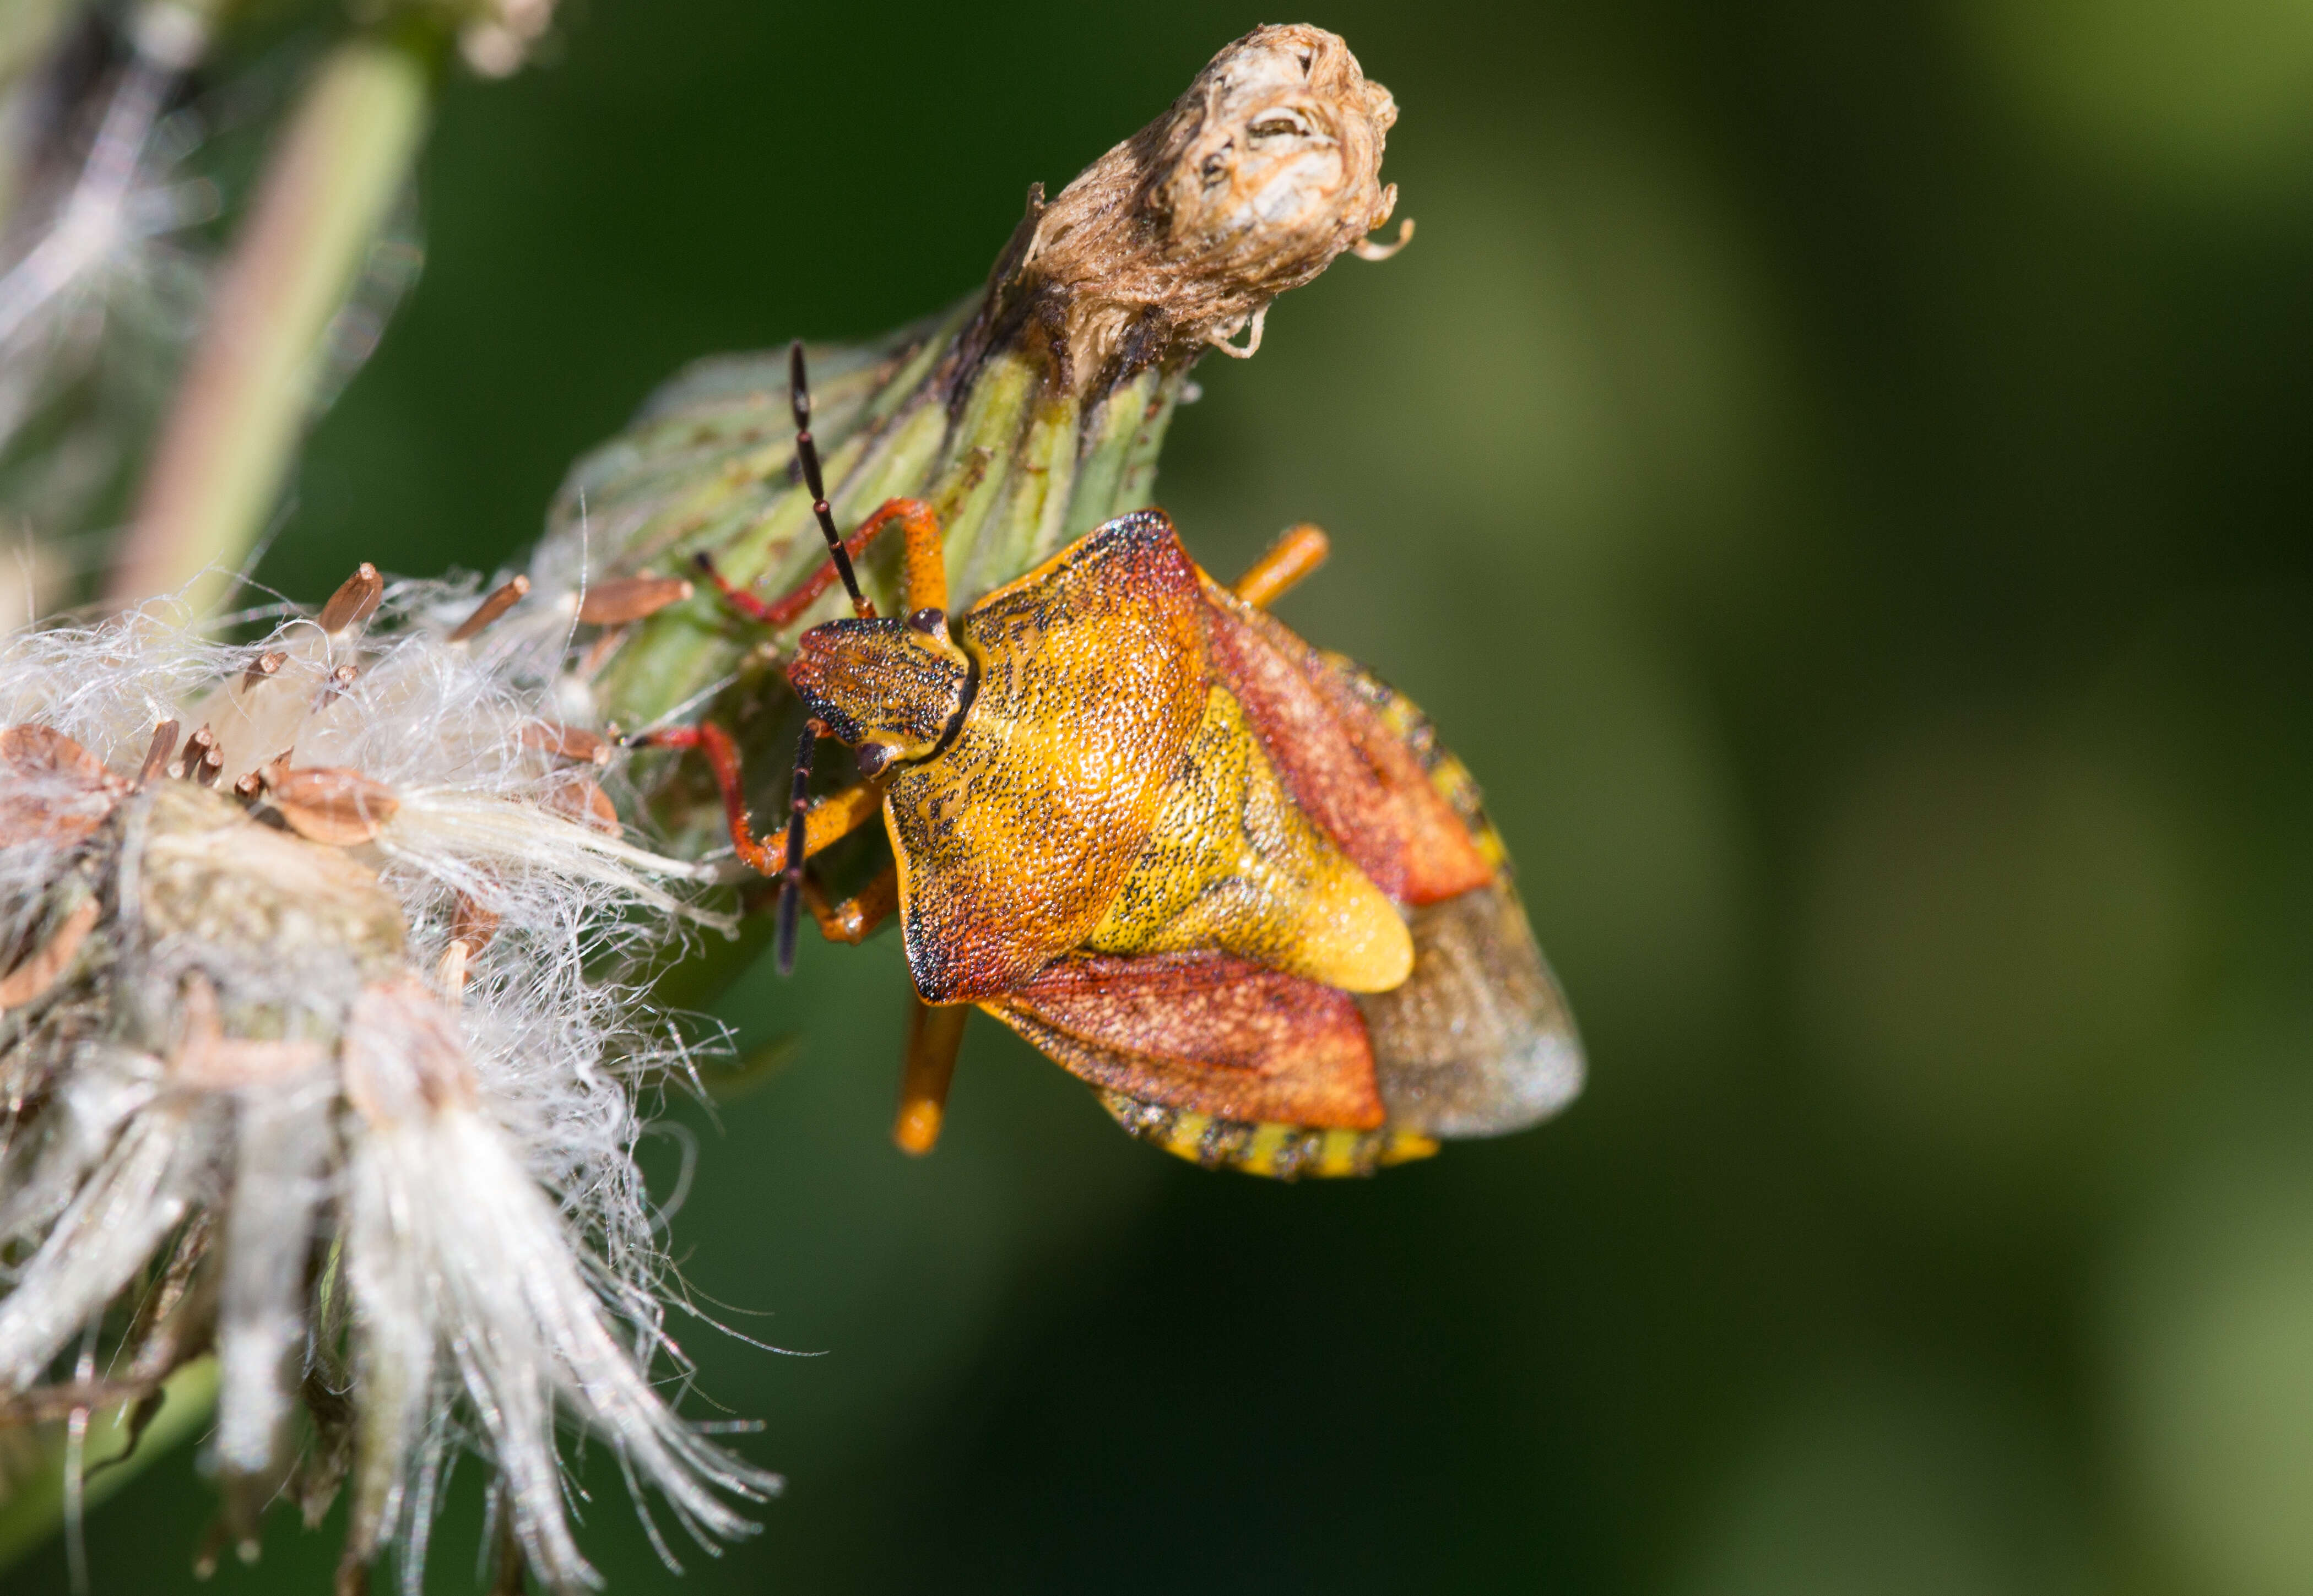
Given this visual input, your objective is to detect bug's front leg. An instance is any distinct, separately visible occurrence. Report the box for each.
[694,498,952,630]
[630,722,880,876]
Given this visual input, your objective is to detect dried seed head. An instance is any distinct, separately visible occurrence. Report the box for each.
[0,577,762,1587]
[140,781,407,980]
[969,23,1402,393]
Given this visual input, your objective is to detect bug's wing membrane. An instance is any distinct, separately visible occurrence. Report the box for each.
[1359,882,1583,1137]
[984,951,1388,1130]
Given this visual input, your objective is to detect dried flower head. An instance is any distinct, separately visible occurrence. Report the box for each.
[970,22,1406,392]
[0,571,772,1590]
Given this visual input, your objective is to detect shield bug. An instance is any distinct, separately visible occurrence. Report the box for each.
[643,344,1582,1178]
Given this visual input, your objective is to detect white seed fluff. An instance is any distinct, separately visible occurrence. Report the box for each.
[0,578,772,1592]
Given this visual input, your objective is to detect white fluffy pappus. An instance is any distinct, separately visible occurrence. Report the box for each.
[0,572,773,1592]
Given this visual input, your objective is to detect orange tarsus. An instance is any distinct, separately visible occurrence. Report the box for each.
[697,497,949,631]
[632,724,882,878]
[894,998,969,1155]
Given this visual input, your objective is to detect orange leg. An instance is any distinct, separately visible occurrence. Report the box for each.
[695,498,950,629]
[1232,523,1330,610]
[893,996,969,1155]
[632,722,881,877]
[800,864,898,944]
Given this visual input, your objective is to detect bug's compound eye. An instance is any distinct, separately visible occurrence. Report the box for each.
[854,741,895,778]
[906,607,947,635]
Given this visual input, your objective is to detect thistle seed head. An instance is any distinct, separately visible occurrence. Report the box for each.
[0,573,772,1591]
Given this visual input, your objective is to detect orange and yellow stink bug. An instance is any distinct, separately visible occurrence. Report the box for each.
[644,346,1581,1179]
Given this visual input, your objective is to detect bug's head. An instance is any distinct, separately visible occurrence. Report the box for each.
[786,615,968,777]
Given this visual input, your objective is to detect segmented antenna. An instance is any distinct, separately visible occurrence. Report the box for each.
[790,340,870,617]
[774,720,820,976]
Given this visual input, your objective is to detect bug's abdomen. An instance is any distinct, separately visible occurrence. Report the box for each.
[1095,1090,1439,1179]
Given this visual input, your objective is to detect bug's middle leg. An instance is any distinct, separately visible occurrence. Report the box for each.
[893,995,969,1155]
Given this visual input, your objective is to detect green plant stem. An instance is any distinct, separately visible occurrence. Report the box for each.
[105,30,437,615]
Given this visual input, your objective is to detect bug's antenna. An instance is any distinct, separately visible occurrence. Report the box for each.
[774,719,820,976]
[789,340,870,617]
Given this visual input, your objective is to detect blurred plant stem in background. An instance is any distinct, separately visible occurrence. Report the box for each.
[102,25,434,613]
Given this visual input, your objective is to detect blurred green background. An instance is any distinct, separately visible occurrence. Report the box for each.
[20,0,2313,1589]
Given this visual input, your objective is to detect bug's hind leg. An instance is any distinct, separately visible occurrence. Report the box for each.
[893,996,969,1155]
[1232,523,1330,610]
[627,722,880,876]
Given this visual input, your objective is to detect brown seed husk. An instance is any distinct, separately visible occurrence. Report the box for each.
[342,976,479,1122]
[545,775,621,836]
[263,766,403,847]
[449,574,531,642]
[519,721,610,766]
[318,564,384,634]
[576,576,693,625]
[451,892,502,953]
[0,724,126,846]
